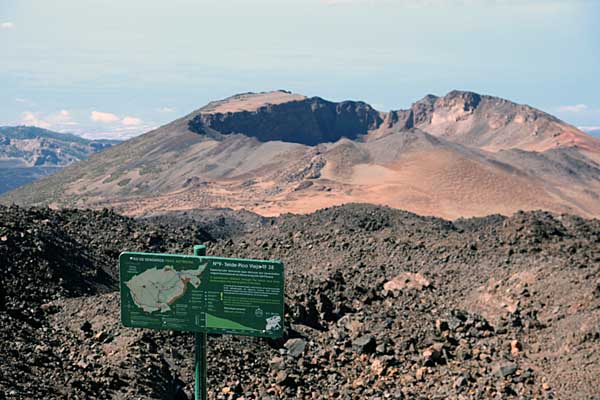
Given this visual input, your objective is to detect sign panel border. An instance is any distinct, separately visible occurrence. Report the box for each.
[119,251,285,338]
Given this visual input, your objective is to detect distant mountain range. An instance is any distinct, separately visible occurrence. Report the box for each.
[0,126,118,194]
[581,126,600,139]
[3,90,600,219]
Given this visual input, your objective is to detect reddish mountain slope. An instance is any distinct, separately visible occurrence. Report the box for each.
[380,90,600,153]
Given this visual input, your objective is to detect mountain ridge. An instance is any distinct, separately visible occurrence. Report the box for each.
[0,126,117,167]
[184,89,600,153]
[2,90,599,219]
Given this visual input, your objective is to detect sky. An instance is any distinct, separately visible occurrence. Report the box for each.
[1,0,599,139]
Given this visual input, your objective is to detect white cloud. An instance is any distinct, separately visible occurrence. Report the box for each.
[0,22,15,29]
[579,126,600,133]
[17,108,149,140]
[557,104,588,113]
[48,110,75,125]
[122,116,143,126]
[157,107,176,113]
[21,111,50,128]
[91,111,143,126]
[91,111,120,123]
[20,110,77,129]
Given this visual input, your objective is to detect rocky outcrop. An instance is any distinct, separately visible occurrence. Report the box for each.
[189,97,383,145]
[384,90,600,152]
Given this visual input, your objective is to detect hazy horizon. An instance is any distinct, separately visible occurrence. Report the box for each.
[1,0,599,140]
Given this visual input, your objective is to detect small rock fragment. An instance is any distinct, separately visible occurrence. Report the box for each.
[494,362,518,378]
[435,319,449,332]
[353,335,377,355]
[422,343,445,366]
[93,331,108,342]
[454,376,467,389]
[284,338,307,358]
[268,356,285,371]
[510,340,522,356]
[275,371,296,387]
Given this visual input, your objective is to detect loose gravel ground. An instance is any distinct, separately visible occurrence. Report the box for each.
[0,204,598,399]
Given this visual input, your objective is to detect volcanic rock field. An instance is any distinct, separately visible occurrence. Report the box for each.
[1,204,598,399]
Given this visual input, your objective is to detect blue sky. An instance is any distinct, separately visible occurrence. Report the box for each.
[1,0,599,139]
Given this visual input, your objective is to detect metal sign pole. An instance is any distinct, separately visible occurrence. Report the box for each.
[193,245,207,400]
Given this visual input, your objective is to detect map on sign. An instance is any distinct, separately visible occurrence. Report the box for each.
[119,252,284,338]
[126,264,205,313]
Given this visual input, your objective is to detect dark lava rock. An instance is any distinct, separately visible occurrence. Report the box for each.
[275,371,296,387]
[353,335,377,355]
[284,338,306,358]
[494,362,518,378]
[80,321,92,333]
[1,204,599,399]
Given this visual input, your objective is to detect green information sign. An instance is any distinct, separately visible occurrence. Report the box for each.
[119,252,285,338]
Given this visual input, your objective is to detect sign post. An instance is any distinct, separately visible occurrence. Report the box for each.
[193,245,207,400]
[119,245,284,399]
